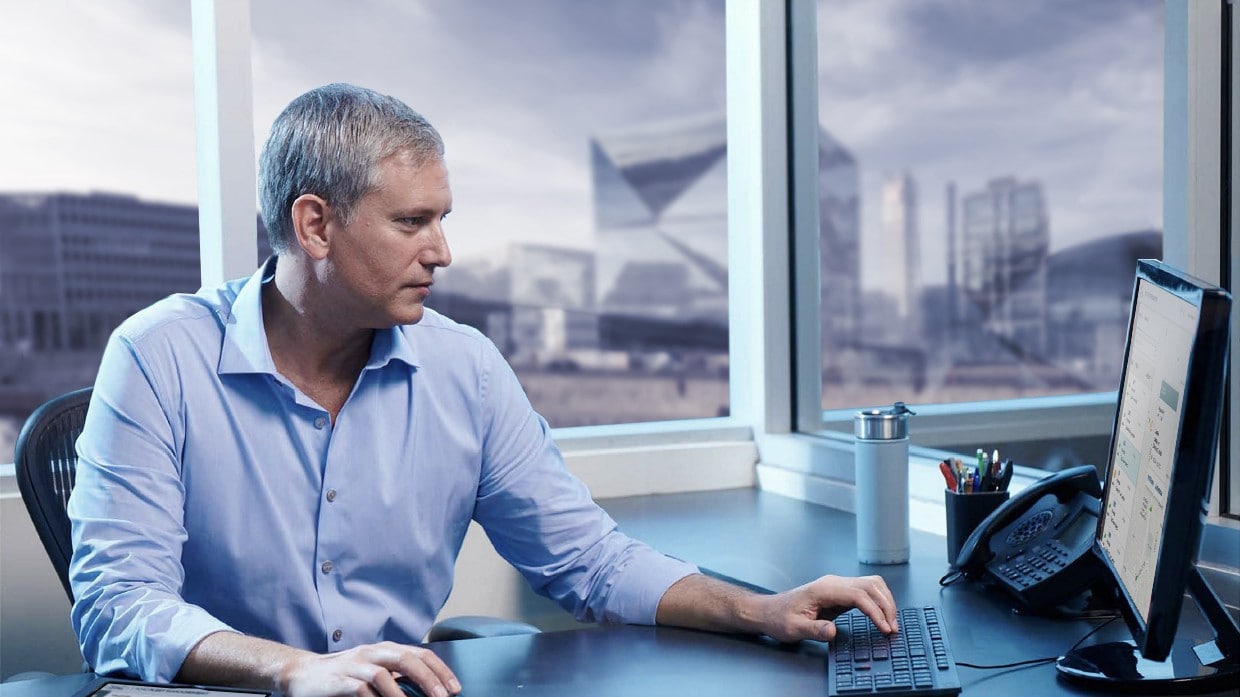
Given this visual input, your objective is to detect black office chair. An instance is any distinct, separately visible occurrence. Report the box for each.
[14,386,91,603]
[13,387,538,640]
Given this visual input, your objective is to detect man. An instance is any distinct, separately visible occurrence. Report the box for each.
[68,83,897,697]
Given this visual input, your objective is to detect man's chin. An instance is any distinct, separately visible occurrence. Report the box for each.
[393,305,426,326]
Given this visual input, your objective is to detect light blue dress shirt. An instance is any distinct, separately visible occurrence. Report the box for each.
[67,259,698,682]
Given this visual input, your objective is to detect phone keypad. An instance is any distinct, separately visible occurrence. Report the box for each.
[993,542,1071,588]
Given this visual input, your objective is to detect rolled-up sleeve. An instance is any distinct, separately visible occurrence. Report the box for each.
[69,331,236,682]
[471,341,698,625]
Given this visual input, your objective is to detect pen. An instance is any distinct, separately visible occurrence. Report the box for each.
[939,459,958,492]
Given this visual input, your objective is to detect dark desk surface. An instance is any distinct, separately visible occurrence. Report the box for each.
[4,489,1232,696]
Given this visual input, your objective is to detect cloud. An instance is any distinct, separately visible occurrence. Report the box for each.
[817,0,1163,288]
[0,0,198,204]
[247,0,726,263]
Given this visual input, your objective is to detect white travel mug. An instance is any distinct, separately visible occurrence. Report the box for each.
[854,402,914,564]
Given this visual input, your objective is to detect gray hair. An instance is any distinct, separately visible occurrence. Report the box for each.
[258,83,445,253]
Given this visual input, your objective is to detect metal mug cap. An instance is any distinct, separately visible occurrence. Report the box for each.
[854,401,915,440]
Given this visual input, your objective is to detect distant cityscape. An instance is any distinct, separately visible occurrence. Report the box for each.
[0,116,1157,460]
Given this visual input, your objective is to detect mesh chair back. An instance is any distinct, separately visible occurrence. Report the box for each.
[14,387,92,603]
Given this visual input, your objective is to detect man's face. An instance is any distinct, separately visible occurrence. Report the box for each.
[324,151,453,327]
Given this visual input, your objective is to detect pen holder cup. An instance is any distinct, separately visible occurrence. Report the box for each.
[944,489,1009,565]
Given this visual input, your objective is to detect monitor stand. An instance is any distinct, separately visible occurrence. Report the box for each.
[1055,567,1239,694]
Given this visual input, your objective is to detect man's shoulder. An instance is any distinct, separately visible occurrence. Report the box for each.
[405,307,492,347]
[113,280,243,346]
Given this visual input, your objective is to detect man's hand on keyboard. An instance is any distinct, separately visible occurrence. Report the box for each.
[757,574,899,643]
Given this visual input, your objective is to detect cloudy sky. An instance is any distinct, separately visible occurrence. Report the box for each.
[820,0,1163,286]
[1,0,1160,290]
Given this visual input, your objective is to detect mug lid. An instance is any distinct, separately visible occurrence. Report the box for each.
[854,402,914,440]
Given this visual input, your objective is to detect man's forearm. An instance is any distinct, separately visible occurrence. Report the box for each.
[655,572,898,644]
[175,631,310,690]
[654,573,769,635]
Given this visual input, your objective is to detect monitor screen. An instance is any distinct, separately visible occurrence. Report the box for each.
[1097,276,1199,624]
[1093,259,1231,663]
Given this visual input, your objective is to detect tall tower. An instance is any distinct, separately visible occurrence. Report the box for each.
[959,177,1049,358]
[819,129,861,351]
[879,172,921,342]
[945,181,957,327]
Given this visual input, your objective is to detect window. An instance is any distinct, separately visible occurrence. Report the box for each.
[250,1,729,429]
[0,1,198,462]
[806,0,1164,469]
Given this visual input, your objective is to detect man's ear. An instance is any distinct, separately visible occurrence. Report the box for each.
[289,194,333,260]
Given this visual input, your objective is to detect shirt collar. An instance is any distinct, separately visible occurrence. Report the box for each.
[219,256,420,376]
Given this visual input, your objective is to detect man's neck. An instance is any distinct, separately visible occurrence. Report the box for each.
[261,258,373,418]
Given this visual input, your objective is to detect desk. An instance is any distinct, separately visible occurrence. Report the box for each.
[3,489,1232,696]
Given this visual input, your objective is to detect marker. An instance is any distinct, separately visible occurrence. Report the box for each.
[940,459,958,492]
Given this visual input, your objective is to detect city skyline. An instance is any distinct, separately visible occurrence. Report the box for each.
[2,1,1162,294]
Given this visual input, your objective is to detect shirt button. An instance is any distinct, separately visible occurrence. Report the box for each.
[332,629,342,642]
[314,416,327,429]
[321,560,334,574]
[326,489,337,502]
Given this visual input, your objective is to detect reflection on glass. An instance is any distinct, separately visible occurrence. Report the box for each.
[252,1,730,428]
[817,0,1163,411]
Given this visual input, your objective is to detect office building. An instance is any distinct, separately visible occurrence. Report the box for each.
[0,191,269,404]
[507,243,599,363]
[958,177,1050,360]
[1045,230,1161,387]
[878,173,922,342]
[591,113,730,326]
[819,129,862,353]
[0,192,200,368]
[591,115,862,354]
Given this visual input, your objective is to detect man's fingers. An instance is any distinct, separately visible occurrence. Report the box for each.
[875,577,898,630]
[395,650,457,697]
[366,668,409,697]
[414,649,460,694]
[806,577,892,632]
[811,619,837,642]
[830,576,897,633]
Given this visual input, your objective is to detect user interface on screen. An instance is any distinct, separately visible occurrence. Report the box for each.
[1098,278,1201,624]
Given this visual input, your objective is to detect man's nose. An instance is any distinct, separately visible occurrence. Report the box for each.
[426,223,452,267]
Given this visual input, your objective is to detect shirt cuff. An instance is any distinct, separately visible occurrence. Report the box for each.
[606,547,700,626]
[133,606,239,683]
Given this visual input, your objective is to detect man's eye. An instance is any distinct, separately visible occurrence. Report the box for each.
[402,217,425,227]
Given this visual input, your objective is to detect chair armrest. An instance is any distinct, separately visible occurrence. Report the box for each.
[426,615,541,642]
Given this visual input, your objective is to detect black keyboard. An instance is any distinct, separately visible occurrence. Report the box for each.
[828,605,962,696]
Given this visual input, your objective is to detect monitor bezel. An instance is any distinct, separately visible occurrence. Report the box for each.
[1093,259,1231,663]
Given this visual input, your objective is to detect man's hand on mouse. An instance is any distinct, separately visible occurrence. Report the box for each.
[280,641,461,697]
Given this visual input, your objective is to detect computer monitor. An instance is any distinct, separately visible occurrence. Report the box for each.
[1057,260,1237,693]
